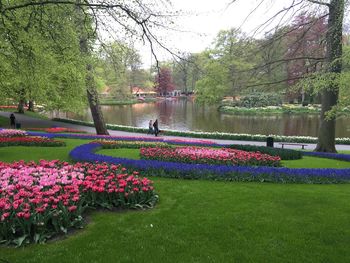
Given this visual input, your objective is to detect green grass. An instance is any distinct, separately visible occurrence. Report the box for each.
[0,139,88,162]
[1,140,350,262]
[0,116,9,128]
[24,110,50,120]
[1,179,350,262]
[282,156,350,168]
[98,148,140,159]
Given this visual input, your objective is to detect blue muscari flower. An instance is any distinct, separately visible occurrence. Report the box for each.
[69,143,350,184]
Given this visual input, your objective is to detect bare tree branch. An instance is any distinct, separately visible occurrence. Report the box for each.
[307,0,331,7]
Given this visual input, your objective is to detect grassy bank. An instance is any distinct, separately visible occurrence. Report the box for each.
[219,105,320,115]
[219,104,350,115]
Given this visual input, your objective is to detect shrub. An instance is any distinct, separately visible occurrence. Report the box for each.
[240,93,282,108]
[0,160,157,246]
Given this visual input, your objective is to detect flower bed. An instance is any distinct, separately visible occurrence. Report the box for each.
[96,140,171,149]
[0,160,157,246]
[140,146,281,167]
[164,138,217,145]
[0,137,66,147]
[27,127,88,133]
[0,129,27,137]
[69,143,350,184]
[27,131,220,147]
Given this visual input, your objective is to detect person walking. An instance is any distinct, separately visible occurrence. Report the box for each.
[147,120,154,134]
[9,113,16,129]
[153,119,159,137]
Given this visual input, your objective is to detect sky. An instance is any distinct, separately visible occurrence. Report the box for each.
[137,0,307,67]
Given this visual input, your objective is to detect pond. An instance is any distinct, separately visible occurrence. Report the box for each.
[58,98,350,137]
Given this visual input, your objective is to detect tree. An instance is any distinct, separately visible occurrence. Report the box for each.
[314,0,344,152]
[154,67,175,96]
[1,0,176,134]
[285,14,327,103]
[0,3,86,113]
[227,0,346,152]
[195,29,258,103]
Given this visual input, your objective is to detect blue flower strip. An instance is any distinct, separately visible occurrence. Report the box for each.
[69,143,350,184]
[31,131,350,163]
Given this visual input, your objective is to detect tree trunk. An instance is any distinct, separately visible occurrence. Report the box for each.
[86,64,109,135]
[28,100,34,112]
[315,0,343,152]
[17,99,25,114]
[75,3,109,135]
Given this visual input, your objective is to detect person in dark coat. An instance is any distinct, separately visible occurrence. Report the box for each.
[10,113,16,129]
[153,119,159,137]
[147,120,154,134]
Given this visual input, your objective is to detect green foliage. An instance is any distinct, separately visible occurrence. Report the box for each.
[0,4,87,112]
[240,92,282,107]
[95,41,151,99]
[195,29,258,104]
[219,105,320,115]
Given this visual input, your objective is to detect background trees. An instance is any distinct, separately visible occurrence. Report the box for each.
[0,0,175,134]
[0,4,86,113]
[154,67,175,95]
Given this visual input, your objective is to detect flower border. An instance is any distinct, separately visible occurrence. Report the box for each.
[69,143,350,184]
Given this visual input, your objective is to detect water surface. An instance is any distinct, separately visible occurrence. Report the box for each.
[55,99,350,137]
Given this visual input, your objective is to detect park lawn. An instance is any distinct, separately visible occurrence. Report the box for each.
[0,139,88,163]
[1,139,350,262]
[98,148,140,159]
[0,116,9,128]
[282,156,350,168]
[1,179,350,262]
[97,148,350,168]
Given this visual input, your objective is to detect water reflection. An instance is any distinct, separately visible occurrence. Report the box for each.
[55,98,350,137]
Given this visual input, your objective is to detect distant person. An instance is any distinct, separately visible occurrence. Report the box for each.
[153,119,159,137]
[148,120,154,134]
[10,113,16,129]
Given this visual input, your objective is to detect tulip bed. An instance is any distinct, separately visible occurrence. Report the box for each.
[96,140,170,149]
[0,129,27,137]
[0,136,66,147]
[0,160,158,246]
[27,127,88,133]
[140,146,281,166]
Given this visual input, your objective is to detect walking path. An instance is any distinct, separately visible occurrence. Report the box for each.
[2,111,350,151]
